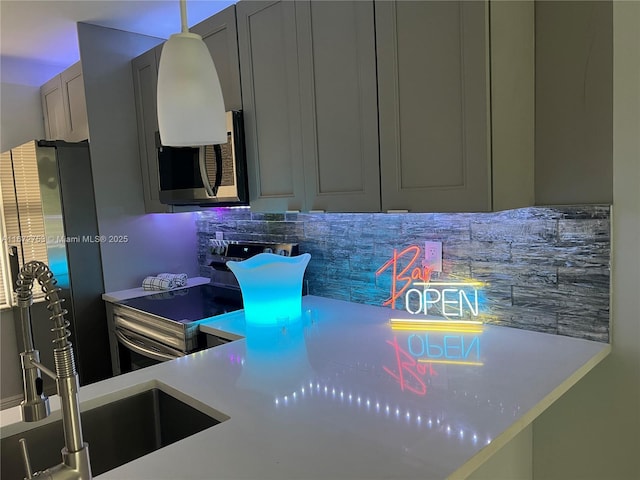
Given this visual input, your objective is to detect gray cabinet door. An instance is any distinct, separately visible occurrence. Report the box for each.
[41,75,66,141]
[131,46,171,213]
[535,1,613,205]
[297,1,380,212]
[60,62,89,142]
[41,63,89,142]
[191,4,242,111]
[237,1,305,212]
[376,1,490,212]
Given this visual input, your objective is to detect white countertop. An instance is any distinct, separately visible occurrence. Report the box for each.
[101,277,211,302]
[1,296,610,479]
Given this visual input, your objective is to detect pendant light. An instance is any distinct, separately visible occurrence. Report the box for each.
[157,0,226,146]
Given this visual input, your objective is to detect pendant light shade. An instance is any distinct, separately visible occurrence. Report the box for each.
[157,1,226,146]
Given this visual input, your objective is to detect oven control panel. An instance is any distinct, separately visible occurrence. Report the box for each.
[209,241,301,277]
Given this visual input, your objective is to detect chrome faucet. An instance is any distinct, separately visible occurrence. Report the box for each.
[15,261,91,480]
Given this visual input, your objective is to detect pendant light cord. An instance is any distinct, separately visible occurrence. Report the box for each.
[180,0,188,33]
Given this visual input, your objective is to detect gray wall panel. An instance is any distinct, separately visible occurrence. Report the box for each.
[77,23,199,291]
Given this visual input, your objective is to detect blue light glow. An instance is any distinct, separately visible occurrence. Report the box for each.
[237,319,312,394]
[227,253,311,325]
[47,250,69,289]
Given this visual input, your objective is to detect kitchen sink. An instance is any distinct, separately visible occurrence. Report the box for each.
[1,387,223,478]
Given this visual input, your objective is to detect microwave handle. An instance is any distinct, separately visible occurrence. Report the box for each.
[198,146,217,197]
[213,144,223,195]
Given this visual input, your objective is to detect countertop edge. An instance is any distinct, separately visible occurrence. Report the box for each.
[101,277,211,302]
[449,343,612,479]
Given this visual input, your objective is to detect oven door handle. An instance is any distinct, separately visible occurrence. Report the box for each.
[115,329,181,362]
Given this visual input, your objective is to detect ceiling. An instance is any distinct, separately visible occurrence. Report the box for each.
[0,0,234,86]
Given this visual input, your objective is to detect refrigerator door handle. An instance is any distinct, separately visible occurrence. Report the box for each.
[8,245,20,293]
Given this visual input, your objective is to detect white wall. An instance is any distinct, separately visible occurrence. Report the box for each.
[0,82,44,152]
[469,425,532,480]
[532,2,640,478]
[77,23,199,292]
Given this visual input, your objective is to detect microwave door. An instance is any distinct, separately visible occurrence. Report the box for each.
[156,110,248,206]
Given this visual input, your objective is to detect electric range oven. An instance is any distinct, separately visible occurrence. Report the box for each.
[106,241,301,375]
[109,284,243,374]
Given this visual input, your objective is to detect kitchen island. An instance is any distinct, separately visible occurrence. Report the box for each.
[1,296,610,479]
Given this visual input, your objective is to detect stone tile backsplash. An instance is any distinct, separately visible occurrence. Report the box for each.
[196,206,610,342]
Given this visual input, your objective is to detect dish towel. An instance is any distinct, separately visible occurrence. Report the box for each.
[156,273,188,287]
[142,273,188,291]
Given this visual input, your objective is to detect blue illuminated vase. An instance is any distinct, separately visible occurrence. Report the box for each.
[227,253,311,326]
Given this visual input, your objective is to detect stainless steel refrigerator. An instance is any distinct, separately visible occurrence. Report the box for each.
[3,140,111,391]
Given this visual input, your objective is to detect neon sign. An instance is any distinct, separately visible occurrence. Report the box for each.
[377,245,486,393]
[376,245,484,318]
[406,282,483,317]
[376,245,433,310]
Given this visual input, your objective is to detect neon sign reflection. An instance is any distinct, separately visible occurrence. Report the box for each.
[389,319,483,334]
[384,319,484,398]
[383,337,436,396]
[383,330,483,395]
[408,333,482,366]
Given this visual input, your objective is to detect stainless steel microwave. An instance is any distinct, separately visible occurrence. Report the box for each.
[156,110,249,206]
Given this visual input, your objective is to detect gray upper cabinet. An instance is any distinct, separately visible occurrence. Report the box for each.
[238,0,380,212]
[377,1,491,212]
[132,0,604,215]
[41,62,89,142]
[41,74,66,141]
[131,45,169,213]
[376,0,535,212]
[192,5,242,111]
[237,1,305,212]
[131,5,242,213]
[297,1,380,212]
[60,62,89,142]
[534,1,613,205]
